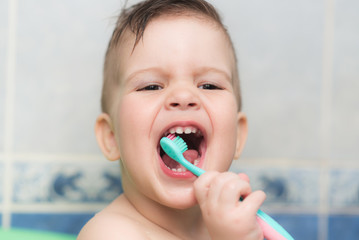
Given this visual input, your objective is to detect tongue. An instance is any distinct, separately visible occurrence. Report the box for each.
[162,150,199,169]
[183,150,199,162]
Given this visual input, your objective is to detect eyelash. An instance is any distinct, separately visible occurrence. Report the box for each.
[136,83,223,91]
[137,84,163,91]
[199,83,223,90]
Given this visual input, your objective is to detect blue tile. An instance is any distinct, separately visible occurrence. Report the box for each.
[328,215,359,240]
[11,213,94,235]
[13,161,122,203]
[329,169,359,207]
[230,165,320,207]
[270,214,318,240]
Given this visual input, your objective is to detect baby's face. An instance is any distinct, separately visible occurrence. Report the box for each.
[112,16,244,208]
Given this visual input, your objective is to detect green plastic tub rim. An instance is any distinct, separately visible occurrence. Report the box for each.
[0,228,76,240]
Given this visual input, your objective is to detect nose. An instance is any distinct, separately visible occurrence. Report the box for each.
[165,85,201,111]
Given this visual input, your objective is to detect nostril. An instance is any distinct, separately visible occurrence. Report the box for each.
[170,103,180,107]
[188,103,197,107]
[170,102,197,108]
[166,89,201,110]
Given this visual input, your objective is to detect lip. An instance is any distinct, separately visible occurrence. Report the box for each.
[157,121,207,179]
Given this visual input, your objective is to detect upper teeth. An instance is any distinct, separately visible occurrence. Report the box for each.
[168,126,200,135]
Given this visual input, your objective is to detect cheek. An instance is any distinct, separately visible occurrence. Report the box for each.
[210,97,239,157]
[115,97,153,169]
[117,95,148,130]
[213,97,238,134]
[116,95,160,144]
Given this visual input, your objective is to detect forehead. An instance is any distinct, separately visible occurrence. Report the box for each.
[116,16,235,80]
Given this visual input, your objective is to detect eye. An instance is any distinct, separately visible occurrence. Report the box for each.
[137,84,163,91]
[199,83,223,90]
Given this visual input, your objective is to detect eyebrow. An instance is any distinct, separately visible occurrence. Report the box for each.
[125,66,232,83]
[194,67,232,82]
[124,67,166,83]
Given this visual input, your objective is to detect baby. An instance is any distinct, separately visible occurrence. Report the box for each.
[78,0,266,239]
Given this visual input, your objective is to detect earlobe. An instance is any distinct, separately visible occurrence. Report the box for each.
[234,112,248,159]
[95,113,121,161]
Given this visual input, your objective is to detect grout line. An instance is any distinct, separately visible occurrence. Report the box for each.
[2,0,18,230]
[318,0,336,239]
[235,158,359,169]
[10,203,107,213]
[8,153,105,162]
[2,152,359,168]
[235,159,322,168]
[3,202,359,215]
[329,208,359,215]
[320,0,335,155]
[260,206,321,215]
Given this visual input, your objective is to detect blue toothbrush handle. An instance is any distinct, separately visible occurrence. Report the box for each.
[178,155,294,240]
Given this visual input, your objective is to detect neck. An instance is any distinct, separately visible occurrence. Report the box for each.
[123,188,209,239]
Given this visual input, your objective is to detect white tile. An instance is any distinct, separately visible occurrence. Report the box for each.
[211,0,325,160]
[13,0,120,154]
[0,161,3,202]
[331,0,359,161]
[0,0,9,152]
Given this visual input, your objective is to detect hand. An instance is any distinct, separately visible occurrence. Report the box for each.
[194,171,266,240]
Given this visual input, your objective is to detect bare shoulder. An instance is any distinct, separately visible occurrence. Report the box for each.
[77,196,149,240]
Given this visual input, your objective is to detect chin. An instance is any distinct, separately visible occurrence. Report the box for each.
[156,187,197,209]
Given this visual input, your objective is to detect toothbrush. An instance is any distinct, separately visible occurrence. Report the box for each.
[160,134,295,240]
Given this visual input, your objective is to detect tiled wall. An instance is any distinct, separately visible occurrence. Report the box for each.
[1,0,358,239]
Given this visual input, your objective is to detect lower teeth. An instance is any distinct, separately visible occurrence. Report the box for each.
[169,167,186,172]
[167,159,200,172]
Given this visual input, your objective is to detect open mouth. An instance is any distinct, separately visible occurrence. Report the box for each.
[159,126,205,173]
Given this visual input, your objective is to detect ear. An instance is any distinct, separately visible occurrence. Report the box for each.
[234,112,248,159]
[95,113,121,161]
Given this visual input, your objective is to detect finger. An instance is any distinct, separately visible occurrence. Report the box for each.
[238,173,250,183]
[241,190,266,215]
[218,177,251,208]
[193,171,220,205]
[206,172,239,206]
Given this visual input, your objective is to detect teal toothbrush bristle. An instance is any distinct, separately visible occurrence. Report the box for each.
[174,136,188,153]
[167,134,188,153]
